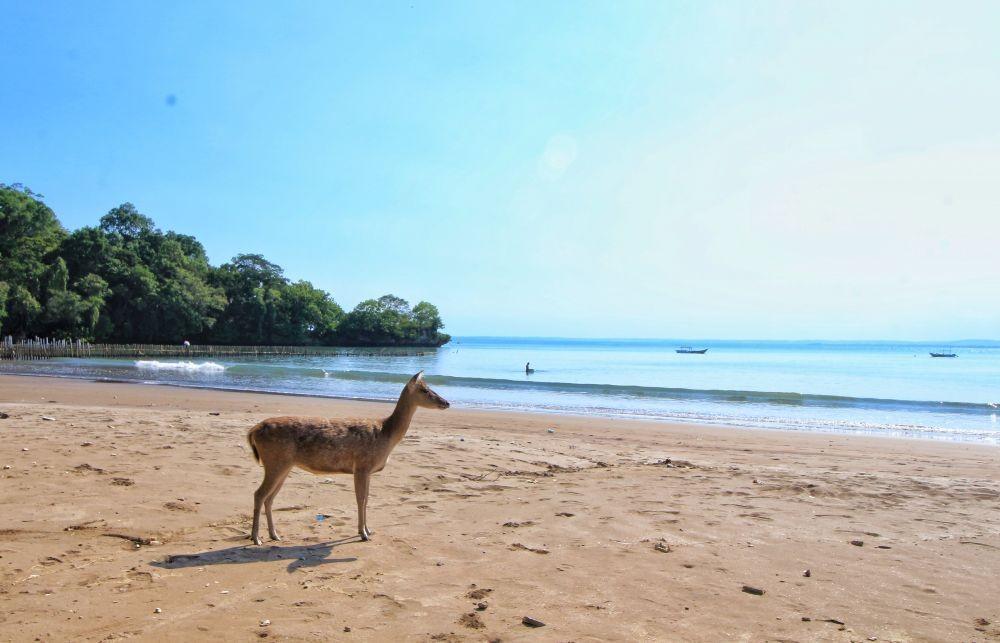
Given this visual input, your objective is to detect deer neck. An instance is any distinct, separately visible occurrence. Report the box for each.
[383,391,418,447]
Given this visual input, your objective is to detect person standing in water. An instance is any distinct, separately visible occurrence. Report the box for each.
[525,362,532,374]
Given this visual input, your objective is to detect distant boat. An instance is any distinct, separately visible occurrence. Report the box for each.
[930,351,957,358]
[676,347,708,354]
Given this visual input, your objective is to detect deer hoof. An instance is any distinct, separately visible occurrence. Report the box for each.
[269,534,282,542]
[359,531,370,542]
[252,536,263,546]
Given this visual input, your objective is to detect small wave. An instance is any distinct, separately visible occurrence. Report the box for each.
[310,369,997,416]
[225,364,330,378]
[135,360,226,372]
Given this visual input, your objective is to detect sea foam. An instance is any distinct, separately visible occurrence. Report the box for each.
[135,360,226,372]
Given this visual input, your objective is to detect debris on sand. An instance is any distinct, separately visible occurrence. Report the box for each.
[0,412,9,419]
[741,585,765,596]
[111,477,135,486]
[510,542,549,554]
[64,519,103,532]
[41,416,56,421]
[555,512,575,517]
[850,540,864,547]
[458,612,485,629]
[655,458,695,468]
[653,541,672,553]
[803,569,811,577]
[502,521,535,528]
[522,616,545,628]
[466,587,492,600]
[103,533,156,546]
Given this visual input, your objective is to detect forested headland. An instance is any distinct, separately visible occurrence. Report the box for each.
[0,184,450,347]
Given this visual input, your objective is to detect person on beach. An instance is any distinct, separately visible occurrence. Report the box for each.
[525,362,533,374]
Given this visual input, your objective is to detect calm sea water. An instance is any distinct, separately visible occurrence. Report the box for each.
[3,337,999,444]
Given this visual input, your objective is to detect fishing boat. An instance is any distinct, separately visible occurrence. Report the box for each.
[930,351,957,358]
[676,347,708,354]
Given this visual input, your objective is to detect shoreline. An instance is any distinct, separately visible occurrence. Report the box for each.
[2,372,997,448]
[1,375,998,641]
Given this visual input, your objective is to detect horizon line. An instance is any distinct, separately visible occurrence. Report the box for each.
[451,335,1000,344]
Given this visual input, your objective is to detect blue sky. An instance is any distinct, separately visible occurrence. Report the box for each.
[2,1,999,339]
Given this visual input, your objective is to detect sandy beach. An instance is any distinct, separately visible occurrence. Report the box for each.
[0,374,998,642]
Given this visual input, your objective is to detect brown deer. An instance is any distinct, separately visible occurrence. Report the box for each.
[247,371,449,545]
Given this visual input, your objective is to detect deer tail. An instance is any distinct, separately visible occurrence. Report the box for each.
[247,424,262,464]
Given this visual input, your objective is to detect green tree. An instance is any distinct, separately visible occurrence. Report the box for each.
[0,184,448,346]
[99,203,154,241]
[273,280,345,344]
[5,285,42,334]
[0,184,66,337]
[411,301,448,344]
[337,294,447,346]
[60,204,226,342]
[0,281,9,335]
[74,273,111,337]
[210,254,288,344]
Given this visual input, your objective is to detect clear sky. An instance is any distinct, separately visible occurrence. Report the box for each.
[2,1,998,340]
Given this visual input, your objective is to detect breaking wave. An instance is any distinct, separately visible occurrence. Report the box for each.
[134,360,226,372]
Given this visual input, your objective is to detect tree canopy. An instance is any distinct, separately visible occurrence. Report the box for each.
[0,184,450,346]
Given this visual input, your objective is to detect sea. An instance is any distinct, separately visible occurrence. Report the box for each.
[3,337,999,444]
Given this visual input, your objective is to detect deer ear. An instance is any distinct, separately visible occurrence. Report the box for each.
[410,370,424,382]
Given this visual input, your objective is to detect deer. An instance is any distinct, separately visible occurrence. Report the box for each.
[246,371,449,545]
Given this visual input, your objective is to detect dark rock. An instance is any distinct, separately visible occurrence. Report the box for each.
[522,616,545,627]
[741,585,765,596]
[803,569,811,577]
[850,540,864,547]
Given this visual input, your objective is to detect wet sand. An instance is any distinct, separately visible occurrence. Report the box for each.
[0,374,998,642]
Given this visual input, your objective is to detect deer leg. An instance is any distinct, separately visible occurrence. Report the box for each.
[362,478,374,538]
[354,470,371,541]
[263,465,293,541]
[252,463,291,546]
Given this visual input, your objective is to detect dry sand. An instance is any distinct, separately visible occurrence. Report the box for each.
[0,374,998,642]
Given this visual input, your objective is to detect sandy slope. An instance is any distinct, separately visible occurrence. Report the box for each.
[0,375,998,642]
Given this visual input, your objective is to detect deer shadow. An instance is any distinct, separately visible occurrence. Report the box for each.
[149,536,359,573]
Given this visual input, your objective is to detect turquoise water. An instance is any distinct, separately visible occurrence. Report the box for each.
[3,337,999,444]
